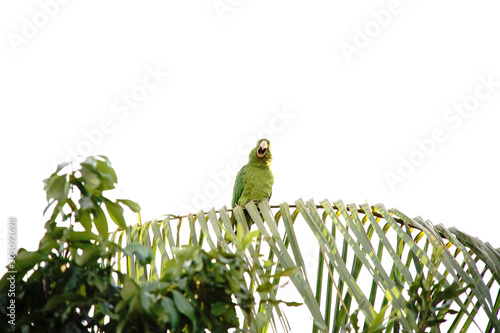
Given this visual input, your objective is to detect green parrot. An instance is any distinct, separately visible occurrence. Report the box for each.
[232,139,274,209]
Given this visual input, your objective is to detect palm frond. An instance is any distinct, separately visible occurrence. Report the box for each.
[113,199,500,332]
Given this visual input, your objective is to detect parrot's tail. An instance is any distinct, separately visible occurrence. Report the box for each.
[231,209,253,233]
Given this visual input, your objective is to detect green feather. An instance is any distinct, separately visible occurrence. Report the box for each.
[232,166,245,208]
[231,139,274,208]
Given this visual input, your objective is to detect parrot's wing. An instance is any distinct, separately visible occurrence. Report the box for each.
[232,166,245,208]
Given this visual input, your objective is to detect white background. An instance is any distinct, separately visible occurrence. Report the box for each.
[1,1,499,331]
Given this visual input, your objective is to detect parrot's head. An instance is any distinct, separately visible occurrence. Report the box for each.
[249,139,272,166]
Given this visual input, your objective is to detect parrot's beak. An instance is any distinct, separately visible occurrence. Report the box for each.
[256,140,268,158]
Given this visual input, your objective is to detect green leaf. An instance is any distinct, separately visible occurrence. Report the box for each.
[171,245,198,262]
[257,282,278,293]
[242,229,260,248]
[262,259,276,267]
[78,208,92,232]
[172,290,196,326]
[105,200,127,229]
[43,198,56,216]
[271,267,298,279]
[68,230,97,242]
[280,301,302,307]
[15,248,42,268]
[211,302,229,316]
[95,155,117,184]
[141,291,155,312]
[75,246,102,266]
[93,205,108,236]
[79,196,94,210]
[80,166,101,189]
[44,174,70,202]
[117,199,141,213]
[255,313,268,331]
[349,311,360,332]
[368,304,390,332]
[124,243,154,266]
[236,221,244,245]
[82,156,98,168]
[265,299,303,307]
[120,276,141,301]
[44,293,86,311]
[55,161,71,173]
[79,156,117,191]
[62,266,84,293]
[161,297,180,330]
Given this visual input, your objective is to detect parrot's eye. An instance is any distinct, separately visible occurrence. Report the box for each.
[256,140,268,158]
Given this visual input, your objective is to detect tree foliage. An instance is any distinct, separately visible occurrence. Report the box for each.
[1,155,499,333]
[0,156,258,332]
